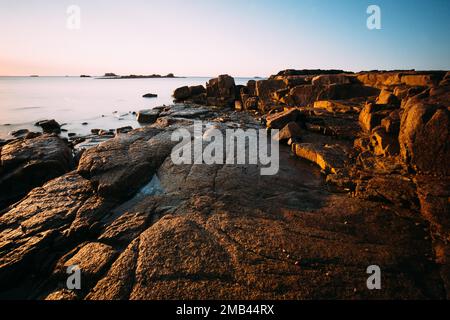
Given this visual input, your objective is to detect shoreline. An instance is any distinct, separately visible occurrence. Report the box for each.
[0,69,449,300]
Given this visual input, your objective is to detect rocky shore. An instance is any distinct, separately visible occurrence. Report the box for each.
[0,69,448,300]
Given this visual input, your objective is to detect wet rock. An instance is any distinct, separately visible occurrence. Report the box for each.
[77,127,178,200]
[137,109,161,124]
[173,86,190,100]
[142,93,157,98]
[10,129,29,138]
[116,126,133,135]
[35,120,61,134]
[0,134,73,209]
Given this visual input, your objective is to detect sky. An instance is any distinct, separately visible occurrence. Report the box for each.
[0,0,449,77]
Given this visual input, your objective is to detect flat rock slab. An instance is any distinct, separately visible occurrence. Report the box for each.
[291,143,347,174]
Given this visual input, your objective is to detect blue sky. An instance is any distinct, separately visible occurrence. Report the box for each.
[0,0,449,76]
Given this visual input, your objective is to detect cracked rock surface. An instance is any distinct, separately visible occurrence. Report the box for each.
[0,103,447,300]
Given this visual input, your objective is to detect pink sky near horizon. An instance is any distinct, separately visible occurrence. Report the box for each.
[1,0,449,77]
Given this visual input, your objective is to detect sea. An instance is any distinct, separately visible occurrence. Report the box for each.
[0,76,257,139]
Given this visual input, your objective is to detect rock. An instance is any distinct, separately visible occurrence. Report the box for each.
[266,108,303,129]
[235,100,243,111]
[116,126,133,134]
[0,134,73,209]
[376,89,400,106]
[137,109,161,124]
[173,86,190,100]
[401,74,441,87]
[356,175,418,209]
[53,242,117,286]
[381,110,401,134]
[291,143,347,174]
[399,89,450,175]
[0,92,447,301]
[282,76,310,88]
[142,93,158,98]
[256,79,286,110]
[318,84,380,101]
[189,85,206,96]
[370,126,400,157]
[206,75,236,108]
[275,122,302,142]
[289,85,322,106]
[414,175,450,296]
[359,103,394,133]
[25,132,42,139]
[312,74,353,86]
[77,127,177,200]
[45,289,78,300]
[0,172,108,290]
[356,72,403,89]
[35,120,61,134]
[244,96,259,110]
[314,100,360,114]
[10,129,29,138]
[246,80,257,96]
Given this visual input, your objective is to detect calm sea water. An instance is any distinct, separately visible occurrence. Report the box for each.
[0,76,256,139]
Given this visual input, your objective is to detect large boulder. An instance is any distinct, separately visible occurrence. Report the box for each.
[173,86,190,100]
[0,134,73,209]
[255,79,286,110]
[206,75,236,107]
[35,120,61,134]
[399,87,450,175]
[137,109,161,124]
